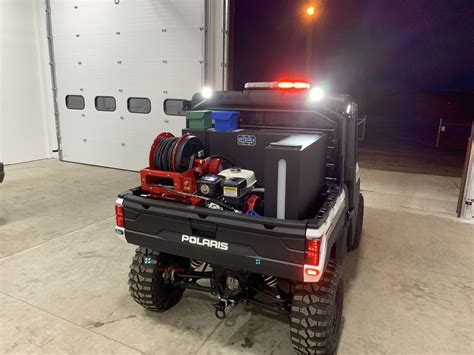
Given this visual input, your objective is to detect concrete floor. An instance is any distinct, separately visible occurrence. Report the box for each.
[359,140,465,177]
[1,159,472,354]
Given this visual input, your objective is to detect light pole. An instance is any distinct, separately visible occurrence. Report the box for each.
[305,4,316,78]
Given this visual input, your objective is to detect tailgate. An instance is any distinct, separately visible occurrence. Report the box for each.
[122,191,307,281]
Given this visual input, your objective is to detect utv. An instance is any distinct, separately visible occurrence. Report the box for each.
[115,81,364,354]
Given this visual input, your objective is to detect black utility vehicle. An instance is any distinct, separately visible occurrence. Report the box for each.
[115,81,364,354]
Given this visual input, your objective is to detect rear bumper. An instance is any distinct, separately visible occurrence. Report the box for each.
[124,229,305,281]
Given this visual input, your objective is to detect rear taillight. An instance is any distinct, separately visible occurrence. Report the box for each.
[303,238,321,282]
[115,203,124,227]
[305,238,320,266]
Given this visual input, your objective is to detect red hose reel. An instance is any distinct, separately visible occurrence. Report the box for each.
[141,132,223,205]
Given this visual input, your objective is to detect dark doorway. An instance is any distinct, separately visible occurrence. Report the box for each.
[230,0,473,177]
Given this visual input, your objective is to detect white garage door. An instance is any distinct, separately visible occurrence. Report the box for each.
[50,0,205,170]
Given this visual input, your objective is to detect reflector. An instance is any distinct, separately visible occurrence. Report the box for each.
[304,267,320,276]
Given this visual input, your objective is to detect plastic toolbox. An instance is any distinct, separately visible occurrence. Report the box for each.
[211,110,239,131]
[186,110,212,129]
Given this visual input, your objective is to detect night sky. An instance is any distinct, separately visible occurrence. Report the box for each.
[232,0,474,94]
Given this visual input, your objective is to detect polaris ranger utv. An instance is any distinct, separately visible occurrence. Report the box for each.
[115,81,364,354]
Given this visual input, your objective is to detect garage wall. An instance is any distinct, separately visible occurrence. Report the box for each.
[49,0,225,171]
[0,0,57,164]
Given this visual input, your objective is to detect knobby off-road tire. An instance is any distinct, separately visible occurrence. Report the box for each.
[290,259,343,355]
[128,247,189,312]
[348,193,364,252]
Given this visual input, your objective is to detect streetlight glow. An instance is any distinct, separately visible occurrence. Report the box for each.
[306,5,315,16]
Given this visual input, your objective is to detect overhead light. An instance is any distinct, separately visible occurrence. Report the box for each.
[306,5,315,16]
[201,87,213,99]
[309,87,324,101]
[346,104,352,114]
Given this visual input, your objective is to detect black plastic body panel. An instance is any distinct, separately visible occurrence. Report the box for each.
[122,191,309,281]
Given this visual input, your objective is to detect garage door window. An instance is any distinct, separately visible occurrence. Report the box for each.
[95,96,116,112]
[128,97,151,114]
[65,95,85,110]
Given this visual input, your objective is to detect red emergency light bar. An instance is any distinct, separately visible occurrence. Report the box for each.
[244,81,311,90]
[276,81,311,90]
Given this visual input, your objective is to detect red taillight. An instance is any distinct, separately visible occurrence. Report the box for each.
[276,81,311,90]
[115,204,124,227]
[305,239,320,266]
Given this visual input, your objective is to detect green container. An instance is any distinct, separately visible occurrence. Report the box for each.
[186,110,212,129]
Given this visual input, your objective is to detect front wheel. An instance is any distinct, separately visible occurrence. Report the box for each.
[128,247,189,312]
[290,259,343,354]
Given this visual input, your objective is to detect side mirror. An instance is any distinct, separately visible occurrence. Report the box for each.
[163,99,191,116]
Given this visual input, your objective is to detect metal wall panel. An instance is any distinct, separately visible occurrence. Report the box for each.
[1,0,56,164]
[50,0,205,170]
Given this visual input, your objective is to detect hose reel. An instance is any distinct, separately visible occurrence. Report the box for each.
[149,132,204,172]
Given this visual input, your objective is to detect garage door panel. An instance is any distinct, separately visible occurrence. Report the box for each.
[52,0,203,169]
[59,99,183,141]
[61,136,149,171]
[55,62,202,93]
[51,0,203,36]
[53,30,203,64]
[58,90,190,120]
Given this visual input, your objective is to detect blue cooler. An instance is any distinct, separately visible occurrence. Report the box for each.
[212,110,239,131]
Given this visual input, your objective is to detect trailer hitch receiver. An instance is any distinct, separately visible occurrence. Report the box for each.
[214,297,235,319]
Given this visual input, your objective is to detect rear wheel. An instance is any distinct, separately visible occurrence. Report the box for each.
[290,259,343,354]
[349,193,364,251]
[128,247,189,312]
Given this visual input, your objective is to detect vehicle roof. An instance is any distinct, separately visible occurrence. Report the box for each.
[190,90,352,116]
